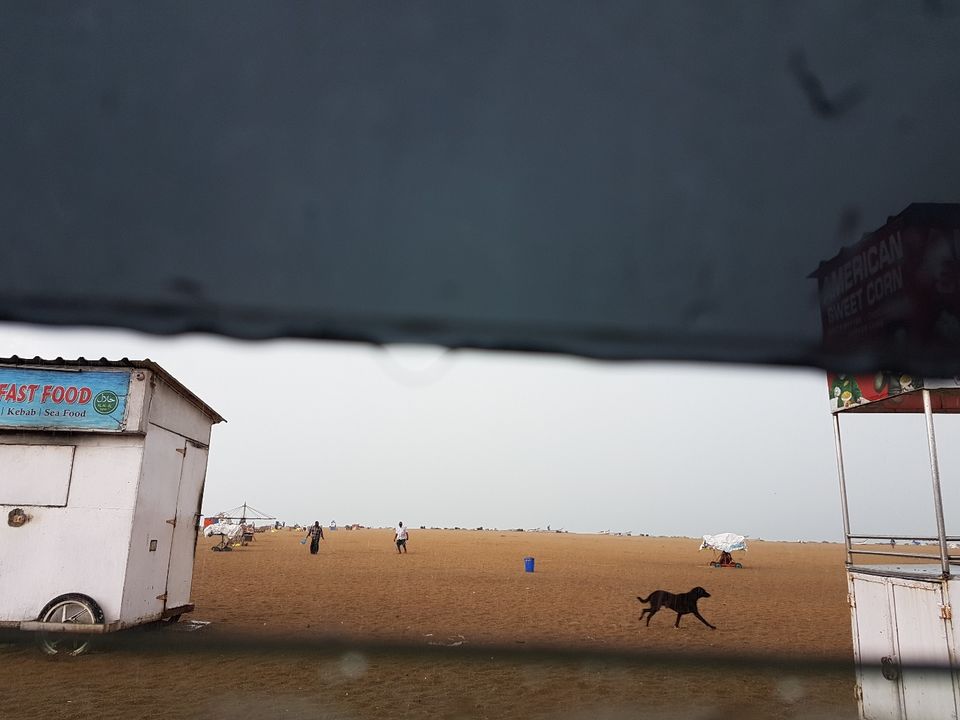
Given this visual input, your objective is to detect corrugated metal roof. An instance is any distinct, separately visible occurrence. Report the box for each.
[0,356,225,424]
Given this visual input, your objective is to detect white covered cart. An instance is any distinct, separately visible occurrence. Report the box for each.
[0,357,223,654]
[829,374,960,719]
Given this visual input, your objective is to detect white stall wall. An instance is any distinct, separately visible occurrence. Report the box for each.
[68,442,143,509]
[0,435,143,622]
[894,582,955,719]
[851,572,959,720]
[147,380,212,445]
[164,441,209,610]
[0,444,75,506]
[122,369,150,433]
[851,575,903,720]
[119,425,184,624]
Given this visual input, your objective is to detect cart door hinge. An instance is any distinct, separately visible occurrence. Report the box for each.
[166,517,177,527]
[175,447,186,456]
[156,593,167,601]
[941,605,952,620]
[853,684,863,702]
[848,593,856,608]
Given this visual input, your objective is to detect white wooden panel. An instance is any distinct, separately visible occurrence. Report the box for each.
[146,380,212,445]
[0,444,75,506]
[947,580,960,717]
[0,506,131,622]
[66,445,143,510]
[852,575,904,720]
[164,443,208,610]
[123,369,150,433]
[893,582,957,720]
[119,425,183,624]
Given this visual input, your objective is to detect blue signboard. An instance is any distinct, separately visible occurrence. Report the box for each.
[0,367,132,431]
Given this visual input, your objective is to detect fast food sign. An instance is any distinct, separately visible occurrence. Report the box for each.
[0,367,131,431]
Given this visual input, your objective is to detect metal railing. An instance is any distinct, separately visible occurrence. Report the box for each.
[834,389,955,577]
[847,535,960,563]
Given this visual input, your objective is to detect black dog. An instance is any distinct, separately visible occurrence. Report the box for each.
[637,587,716,629]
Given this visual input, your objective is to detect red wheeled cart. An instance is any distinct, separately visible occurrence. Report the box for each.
[709,551,742,569]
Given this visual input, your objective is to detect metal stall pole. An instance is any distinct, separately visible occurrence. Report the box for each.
[833,413,853,565]
[922,389,951,577]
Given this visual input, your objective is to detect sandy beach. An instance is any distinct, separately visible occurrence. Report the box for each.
[0,529,857,719]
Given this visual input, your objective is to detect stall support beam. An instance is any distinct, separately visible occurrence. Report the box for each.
[833,414,853,565]
[922,389,951,578]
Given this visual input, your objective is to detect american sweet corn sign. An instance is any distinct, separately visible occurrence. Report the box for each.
[0,367,131,431]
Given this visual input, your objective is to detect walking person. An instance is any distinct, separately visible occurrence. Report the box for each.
[394,521,408,554]
[305,521,324,555]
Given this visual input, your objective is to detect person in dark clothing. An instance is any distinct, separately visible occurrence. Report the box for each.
[306,521,324,554]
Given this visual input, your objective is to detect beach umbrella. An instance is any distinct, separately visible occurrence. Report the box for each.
[699,533,748,554]
[700,533,747,569]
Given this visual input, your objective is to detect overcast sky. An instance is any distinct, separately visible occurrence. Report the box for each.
[2,321,957,542]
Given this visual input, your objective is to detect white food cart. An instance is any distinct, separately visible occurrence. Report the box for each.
[0,357,223,654]
[813,204,960,718]
[830,374,960,719]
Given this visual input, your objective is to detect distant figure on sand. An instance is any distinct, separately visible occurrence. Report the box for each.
[395,522,408,554]
[306,521,324,554]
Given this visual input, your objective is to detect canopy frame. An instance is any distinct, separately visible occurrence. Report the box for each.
[834,387,958,577]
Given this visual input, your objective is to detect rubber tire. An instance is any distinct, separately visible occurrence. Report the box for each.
[36,593,104,657]
[735,563,743,568]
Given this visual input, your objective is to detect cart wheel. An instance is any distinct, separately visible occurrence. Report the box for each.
[163,613,182,624]
[211,546,221,552]
[735,563,743,568]
[36,594,104,657]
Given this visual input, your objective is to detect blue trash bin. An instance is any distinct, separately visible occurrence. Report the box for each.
[524,556,535,573]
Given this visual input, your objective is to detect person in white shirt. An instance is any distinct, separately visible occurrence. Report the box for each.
[394,521,408,554]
